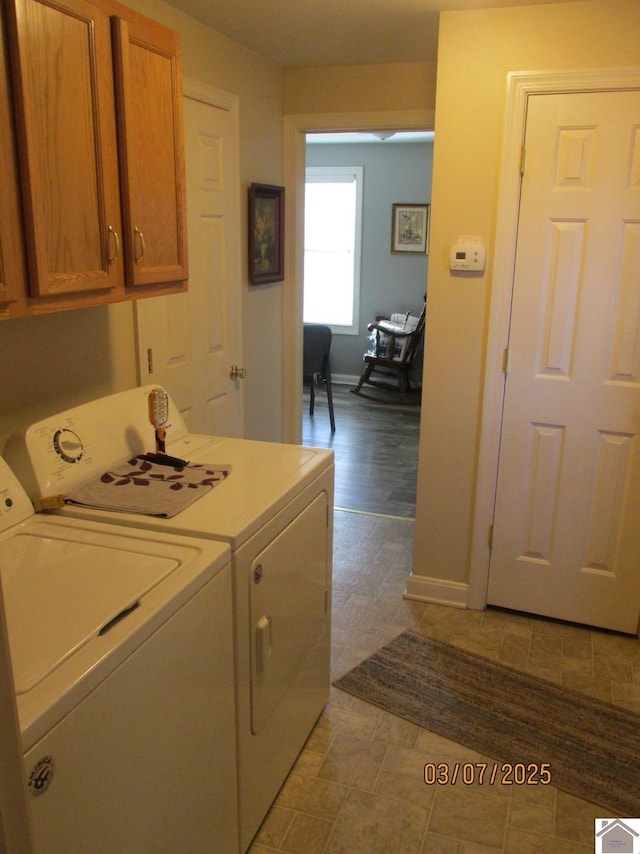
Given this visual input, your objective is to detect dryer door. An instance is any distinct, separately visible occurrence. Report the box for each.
[249,493,329,734]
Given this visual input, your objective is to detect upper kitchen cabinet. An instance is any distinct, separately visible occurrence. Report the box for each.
[0,8,26,319]
[112,15,188,287]
[1,0,187,316]
[4,0,126,302]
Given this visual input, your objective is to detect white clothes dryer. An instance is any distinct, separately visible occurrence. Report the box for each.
[7,385,334,852]
[0,457,238,854]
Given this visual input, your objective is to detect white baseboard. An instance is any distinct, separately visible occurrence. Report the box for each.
[404,573,469,609]
[331,374,360,386]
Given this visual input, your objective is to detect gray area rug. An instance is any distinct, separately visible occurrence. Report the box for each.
[333,628,640,815]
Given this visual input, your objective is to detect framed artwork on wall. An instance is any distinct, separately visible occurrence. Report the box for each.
[248,183,285,284]
[391,203,430,254]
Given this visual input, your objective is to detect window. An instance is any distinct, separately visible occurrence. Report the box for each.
[303,166,363,335]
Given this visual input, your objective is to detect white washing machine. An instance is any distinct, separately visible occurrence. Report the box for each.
[6,385,334,852]
[0,457,238,853]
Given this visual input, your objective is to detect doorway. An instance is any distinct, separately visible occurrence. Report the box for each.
[282,109,435,446]
[135,80,244,437]
[297,124,433,516]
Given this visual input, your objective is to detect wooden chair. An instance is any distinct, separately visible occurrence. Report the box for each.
[303,324,336,432]
[352,301,426,401]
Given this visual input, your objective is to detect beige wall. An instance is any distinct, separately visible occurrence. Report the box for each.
[284,61,437,115]
[411,0,640,593]
[0,0,285,451]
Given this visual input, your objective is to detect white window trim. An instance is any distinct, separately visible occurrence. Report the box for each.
[304,165,363,336]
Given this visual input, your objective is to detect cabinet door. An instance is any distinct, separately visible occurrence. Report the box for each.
[5,0,124,298]
[0,8,26,317]
[112,16,188,287]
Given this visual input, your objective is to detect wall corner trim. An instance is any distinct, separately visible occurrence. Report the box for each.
[404,574,469,609]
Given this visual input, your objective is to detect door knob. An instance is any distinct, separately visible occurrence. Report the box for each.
[230,365,246,380]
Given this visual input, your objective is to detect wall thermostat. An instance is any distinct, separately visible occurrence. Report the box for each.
[450,242,486,272]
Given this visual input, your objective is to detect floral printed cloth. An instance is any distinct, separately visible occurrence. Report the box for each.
[65,457,231,518]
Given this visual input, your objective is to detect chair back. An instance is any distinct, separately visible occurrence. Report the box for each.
[303,324,332,379]
[354,300,425,400]
[370,301,426,364]
[402,303,426,364]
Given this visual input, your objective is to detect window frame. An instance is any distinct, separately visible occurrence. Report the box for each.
[303,165,364,336]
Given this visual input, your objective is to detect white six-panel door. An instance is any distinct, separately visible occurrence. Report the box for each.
[487,89,640,633]
[135,83,244,436]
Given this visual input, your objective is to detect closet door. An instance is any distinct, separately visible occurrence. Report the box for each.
[5,0,124,298]
[487,90,640,633]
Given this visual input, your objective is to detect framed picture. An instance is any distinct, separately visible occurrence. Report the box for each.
[391,203,430,254]
[248,183,285,284]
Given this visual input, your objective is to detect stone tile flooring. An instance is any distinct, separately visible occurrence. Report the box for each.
[249,511,640,853]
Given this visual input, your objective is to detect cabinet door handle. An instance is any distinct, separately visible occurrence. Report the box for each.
[134,227,146,263]
[107,226,120,263]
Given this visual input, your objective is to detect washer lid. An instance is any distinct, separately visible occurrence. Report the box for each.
[0,531,178,693]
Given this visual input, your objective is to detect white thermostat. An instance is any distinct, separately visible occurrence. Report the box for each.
[450,241,486,272]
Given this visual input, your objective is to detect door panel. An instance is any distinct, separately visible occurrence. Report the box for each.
[249,493,329,735]
[487,90,640,633]
[112,16,188,286]
[135,88,244,436]
[6,0,123,296]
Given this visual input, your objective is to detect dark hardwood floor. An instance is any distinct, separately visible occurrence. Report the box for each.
[301,382,420,518]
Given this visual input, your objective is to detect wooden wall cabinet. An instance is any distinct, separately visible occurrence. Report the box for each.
[5,0,126,303]
[1,0,188,318]
[0,9,26,319]
[112,15,188,287]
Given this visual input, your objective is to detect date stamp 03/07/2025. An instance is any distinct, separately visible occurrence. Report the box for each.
[423,762,552,787]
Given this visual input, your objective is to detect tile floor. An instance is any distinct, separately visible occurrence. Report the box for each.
[249,510,640,853]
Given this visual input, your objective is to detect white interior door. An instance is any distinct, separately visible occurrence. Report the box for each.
[487,89,640,633]
[135,83,244,436]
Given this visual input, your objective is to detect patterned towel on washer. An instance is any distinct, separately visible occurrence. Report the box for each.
[65,457,231,517]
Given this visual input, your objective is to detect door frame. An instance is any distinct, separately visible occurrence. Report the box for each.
[468,68,640,610]
[183,77,239,114]
[282,108,435,444]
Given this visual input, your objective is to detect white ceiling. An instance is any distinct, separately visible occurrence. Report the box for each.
[163,0,584,68]
[307,131,435,144]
